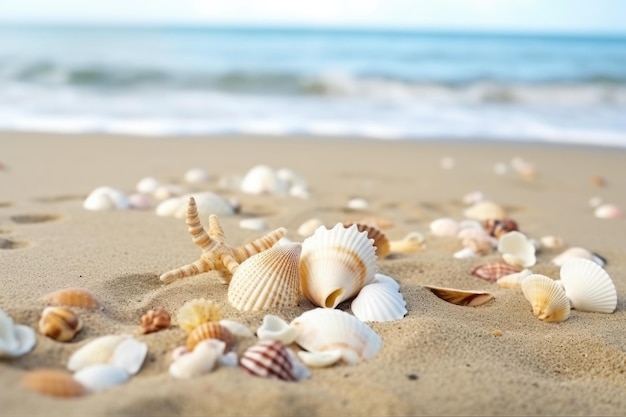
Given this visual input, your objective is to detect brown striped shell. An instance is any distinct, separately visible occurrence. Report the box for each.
[423,286,495,306]
[186,321,236,352]
[471,261,522,283]
[20,369,88,397]
[139,308,171,334]
[342,222,390,258]
[38,306,82,342]
[41,288,101,310]
[239,340,296,381]
[483,218,519,239]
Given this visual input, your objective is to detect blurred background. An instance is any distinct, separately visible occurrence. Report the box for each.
[0,0,625,145]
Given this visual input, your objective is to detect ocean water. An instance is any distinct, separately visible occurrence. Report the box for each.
[1,25,625,146]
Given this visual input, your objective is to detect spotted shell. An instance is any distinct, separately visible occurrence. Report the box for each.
[176,298,222,333]
[186,321,236,352]
[471,261,522,283]
[423,286,495,306]
[20,369,88,397]
[139,308,171,334]
[521,274,571,322]
[41,288,101,310]
[343,222,390,258]
[239,340,297,381]
[38,306,83,342]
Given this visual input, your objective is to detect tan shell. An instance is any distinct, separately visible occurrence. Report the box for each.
[521,274,571,322]
[41,288,101,310]
[176,298,222,333]
[343,222,390,258]
[20,369,88,397]
[186,321,236,352]
[139,308,171,334]
[388,232,425,255]
[423,285,495,306]
[38,306,83,342]
[228,242,302,311]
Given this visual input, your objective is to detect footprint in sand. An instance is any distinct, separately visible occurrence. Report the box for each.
[10,213,62,224]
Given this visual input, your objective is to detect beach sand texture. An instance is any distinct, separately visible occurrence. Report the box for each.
[1,133,626,416]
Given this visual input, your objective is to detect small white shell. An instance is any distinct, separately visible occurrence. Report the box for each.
[109,337,148,375]
[551,247,606,267]
[462,191,485,205]
[241,165,289,195]
[256,315,297,345]
[73,364,130,392]
[169,339,224,379]
[463,201,507,221]
[496,268,532,289]
[521,274,571,322]
[136,177,161,194]
[559,258,617,313]
[498,231,536,268]
[453,247,478,259]
[539,235,565,249]
[589,196,603,208]
[155,197,184,217]
[346,198,369,211]
[67,335,129,372]
[0,309,36,358]
[297,350,343,368]
[429,217,459,237]
[184,168,211,184]
[297,218,324,237]
[594,203,623,219]
[239,218,268,231]
[351,282,407,322]
[373,273,400,291]
[153,184,185,201]
[83,186,130,211]
[179,192,234,218]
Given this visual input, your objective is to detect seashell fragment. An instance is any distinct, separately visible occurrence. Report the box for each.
[109,337,148,375]
[559,258,617,313]
[539,235,565,250]
[346,197,369,211]
[594,203,623,219]
[497,231,536,268]
[139,308,171,334]
[176,298,221,333]
[460,228,496,256]
[42,288,101,310]
[388,232,425,255]
[351,282,407,322]
[464,201,507,221]
[297,349,343,368]
[228,242,302,311]
[0,309,37,358]
[429,217,459,237]
[38,306,82,342]
[521,274,570,322]
[239,340,297,381]
[73,364,130,392]
[343,222,391,258]
[256,315,297,345]
[483,218,519,239]
[471,261,522,283]
[67,335,129,372]
[184,168,211,184]
[551,247,606,267]
[186,321,236,352]
[169,339,224,379]
[423,286,494,306]
[20,369,87,398]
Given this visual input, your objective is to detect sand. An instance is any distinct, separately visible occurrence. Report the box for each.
[1,132,625,416]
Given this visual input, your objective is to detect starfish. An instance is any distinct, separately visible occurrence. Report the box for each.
[160,197,286,285]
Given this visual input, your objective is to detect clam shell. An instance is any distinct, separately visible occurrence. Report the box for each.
[228,242,302,311]
[497,231,536,268]
[169,339,224,379]
[290,308,382,365]
[176,298,222,333]
[471,261,522,283]
[41,288,101,310]
[343,222,391,258]
[559,258,617,313]
[109,337,148,375]
[0,309,37,358]
[351,283,407,322]
[67,335,129,372]
[464,201,507,221]
[299,223,377,308]
[429,217,459,237]
[139,308,171,334]
[256,315,297,345]
[521,274,571,322]
[186,321,236,352]
[551,247,606,267]
[423,286,494,306]
[73,364,130,392]
[38,306,83,342]
[239,340,297,381]
[20,369,87,397]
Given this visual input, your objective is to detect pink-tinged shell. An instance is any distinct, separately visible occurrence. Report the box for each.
[20,369,88,398]
[594,203,623,219]
[471,261,522,283]
[139,309,171,334]
[423,286,495,306]
[483,218,519,239]
[41,288,101,310]
[186,322,236,352]
[38,307,83,342]
[239,340,297,382]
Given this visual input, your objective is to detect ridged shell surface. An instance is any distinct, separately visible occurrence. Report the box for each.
[351,283,407,322]
[41,288,101,310]
[177,298,222,333]
[343,222,391,258]
[471,261,522,283]
[228,242,302,311]
[20,369,88,398]
[240,340,296,381]
[560,258,617,313]
[551,247,606,267]
[67,335,129,372]
[299,224,377,308]
[521,274,571,322]
[186,321,236,352]
[290,308,382,365]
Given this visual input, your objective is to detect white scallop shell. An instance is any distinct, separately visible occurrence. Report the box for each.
[290,308,382,365]
[551,247,606,267]
[0,309,36,358]
[594,203,623,219]
[373,273,400,291]
[256,315,297,345]
[299,223,377,308]
[463,201,506,221]
[109,337,148,375]
[429,217,459,237]
[73,364,129,392]
[297,349,343,368]
[169,339,224,379]
[521,274,571,322]
[498,231,536,268]
[67,334,130,372]
[184,168,211,184]
[240,165,289,195]
[228,242,302,311]
[559,258,617,313]
[351,282,407,322]
[83,186,130,211]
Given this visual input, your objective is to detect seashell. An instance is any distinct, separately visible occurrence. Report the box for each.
[297,218,324,237]
[20,369,88,397]
[239,218,268,231]
[429,217,459,237]
[289,184,310,199]
[219,319,254,338]
[0,309,37,358]
[239,340,297,381]
[73,364,130,392]
[285,348,312,381]
[176,298,222,333]
[464,201,507,221]
[139,308,171,334]
[471,261,522,283]
[346,197,369,211]
[343,222,391,258]
[41,288,101,310]
[423,286,494,306]
[290,308,382,365]
[299,223,377,308]
[460,228,496,256]
[171,346,189,362]
[184,168,211,184]
[136,176,161,194]
[373,272,400,291]
[83,186,130,211]
[559,258,617,313]
[153,184,185,201]
[497,231,536,268]
[155,196,184,217]
[241,165,289,195]
[539,235,565,250]
[109,337,148,375]
[462,191,485,205]
[594,203,623,219]
[551,247,606,267]
[219,351,239,368]
[521,274,570,322]
[186,321,236,352]
[177,192,234,218]
[38,306,82,342]
[388,231,425,255]
[496,268,533,289]
[483,218,519,239]
[351,282,407,322]
[67,334,129,372]
[297,349,343,368]
[169,339,224,379]
[453,247,478,259]
[228,242,302,311]
[256,315,297,345]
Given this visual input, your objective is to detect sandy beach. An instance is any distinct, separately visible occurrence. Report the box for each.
[1,132,625,416]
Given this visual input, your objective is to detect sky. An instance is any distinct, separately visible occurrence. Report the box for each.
[1,0,625,35]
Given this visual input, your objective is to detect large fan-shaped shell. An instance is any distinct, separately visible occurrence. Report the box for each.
[559,258,617,313]
[290,308,382,365]
[497,231,536,268]
[299,224,377,308]
[343,222,391,258]
[186,321,236,352]
[228,242,302,311]
[423,286,494,306]
[20,369,88,398]
[521,274,571,322]
[351,283,407,322]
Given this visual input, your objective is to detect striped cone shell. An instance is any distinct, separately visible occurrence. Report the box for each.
[186,321,236,352]
[471,261,522,283]
[239,340,296,381]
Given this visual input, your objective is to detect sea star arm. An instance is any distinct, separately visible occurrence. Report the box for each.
[231,227,287,263]
[160,258,213,284]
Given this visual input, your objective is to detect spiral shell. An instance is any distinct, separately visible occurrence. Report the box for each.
[176,298,222,333]
[239,340,297,381]
[186,321,236,352]
[139,308,171,334]
[41,288,101,310]
[521,274,571,322]
[38,306,83,342]
[20,369,87,397]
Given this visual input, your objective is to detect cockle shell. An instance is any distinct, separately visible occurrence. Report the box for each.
[41,288,101,310]
[228,242,302,311]
[20,369,88,398]
[239,340,297,381]
[176,298,222,333]
[0,309,37,358]
[471,261,522,283]
[67,335,129,372]
[73,364,130,392]
[300,223,377,309]
[560,258,617,313]
[483,218,519,238]
[169,339,224,379]
[290,308,382,365]
[256,315,297,345]
[551,247,606,267]
[373,272,401,291]
[186,321,236,352]
[521,274,571,322]
[464,201,507,221]
[497,231,536,268]
[139,308,171,334]
[423,286,495,306]
[38,306,82,342]
[429,217,459,237]
[351,282,407,322]
[343,222,391,258]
